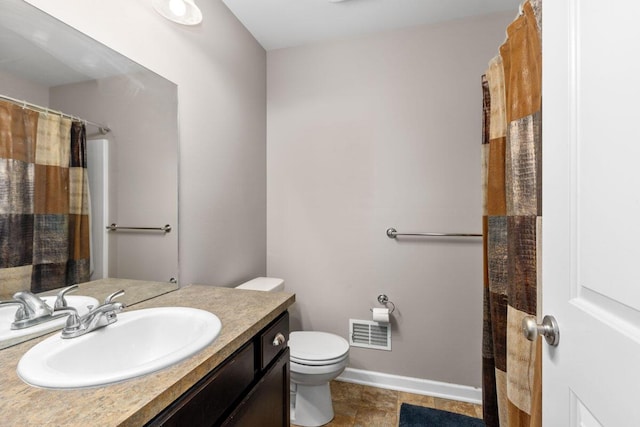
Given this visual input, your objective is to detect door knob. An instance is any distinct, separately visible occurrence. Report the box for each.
[522,315,559,346]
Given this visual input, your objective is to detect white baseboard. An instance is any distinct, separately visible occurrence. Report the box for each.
[336,367,482,405]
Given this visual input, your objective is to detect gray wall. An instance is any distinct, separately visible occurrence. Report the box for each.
[0,70,49,106]
[25,0,268,286]
[267,12,513,387]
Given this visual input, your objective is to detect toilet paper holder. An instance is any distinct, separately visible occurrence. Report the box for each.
[371,294,395,314]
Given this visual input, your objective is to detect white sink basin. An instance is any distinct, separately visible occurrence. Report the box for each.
[0,295,98,343]
[17,307,221,389]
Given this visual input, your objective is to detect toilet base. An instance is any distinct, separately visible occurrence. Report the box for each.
[291,383,334,427]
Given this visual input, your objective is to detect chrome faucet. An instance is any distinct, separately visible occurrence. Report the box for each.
[61,290,125,339]
[0,290,69,330]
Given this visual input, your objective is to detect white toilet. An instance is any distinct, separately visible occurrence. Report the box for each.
[235,277,350,427]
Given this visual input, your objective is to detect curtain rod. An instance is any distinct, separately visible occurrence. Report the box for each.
[0,94,111,135]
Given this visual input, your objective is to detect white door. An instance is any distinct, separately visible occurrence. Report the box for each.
[543,0,640,425]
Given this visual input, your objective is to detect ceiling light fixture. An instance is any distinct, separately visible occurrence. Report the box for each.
[153,0,203,26]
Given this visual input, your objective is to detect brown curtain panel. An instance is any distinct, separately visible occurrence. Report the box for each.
[481,1,542,426]
[0,99,90,295]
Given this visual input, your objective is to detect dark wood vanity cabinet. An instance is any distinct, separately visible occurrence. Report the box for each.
[147,312,290,427]
[222,347,289,427]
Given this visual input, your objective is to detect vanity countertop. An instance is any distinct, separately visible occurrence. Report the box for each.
[0,284,295,426]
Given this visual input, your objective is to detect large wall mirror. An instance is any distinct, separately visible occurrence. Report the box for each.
[0,0,179,347]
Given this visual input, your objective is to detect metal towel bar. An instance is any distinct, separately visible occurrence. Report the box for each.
[106,224,172,233]
[386,227,482,239]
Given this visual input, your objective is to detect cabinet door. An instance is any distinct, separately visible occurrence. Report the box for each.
[223,347,290,427]
[147,342,255,427]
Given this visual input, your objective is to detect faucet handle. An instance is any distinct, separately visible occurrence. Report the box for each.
[104,289,125,305]
[62,308,81,332]
[0,299,29,319]
[54,284,79,310]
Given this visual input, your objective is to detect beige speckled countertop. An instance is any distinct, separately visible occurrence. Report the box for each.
[0,284,295,426]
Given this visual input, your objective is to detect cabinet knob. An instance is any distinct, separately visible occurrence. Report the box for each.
[272,333,286,347]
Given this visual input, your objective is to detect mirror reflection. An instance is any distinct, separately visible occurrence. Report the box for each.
[0,0,179,347]
[0,278,177,350]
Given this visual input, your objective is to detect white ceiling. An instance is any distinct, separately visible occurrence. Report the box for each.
[221,0,522,51]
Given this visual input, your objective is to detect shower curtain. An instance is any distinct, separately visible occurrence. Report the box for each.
[481,1,542,426]
[0,100,90,295]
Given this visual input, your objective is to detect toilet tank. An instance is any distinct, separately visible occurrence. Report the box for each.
[235,277,284,292]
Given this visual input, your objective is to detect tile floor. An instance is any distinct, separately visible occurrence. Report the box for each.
[292,380,483,427]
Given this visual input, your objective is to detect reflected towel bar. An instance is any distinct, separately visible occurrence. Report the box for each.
[386,227,482,238]
[106,224,172,233]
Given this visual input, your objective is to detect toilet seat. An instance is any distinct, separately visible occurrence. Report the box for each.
[291,352,348,366]
[289,331,349,366]
[290,357,349,377]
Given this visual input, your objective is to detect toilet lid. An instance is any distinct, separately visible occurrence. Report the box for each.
[289,331,349,365]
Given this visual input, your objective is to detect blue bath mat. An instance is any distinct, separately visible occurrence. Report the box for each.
[399,403,485,427]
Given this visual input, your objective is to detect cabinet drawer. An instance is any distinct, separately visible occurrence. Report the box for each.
[146,342,255,427]
[260,312,289,370]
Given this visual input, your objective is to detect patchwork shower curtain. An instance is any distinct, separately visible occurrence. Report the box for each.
[481,1,542,426]
[0,100,90,295]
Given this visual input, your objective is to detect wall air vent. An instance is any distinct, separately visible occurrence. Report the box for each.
[349,319,391,351]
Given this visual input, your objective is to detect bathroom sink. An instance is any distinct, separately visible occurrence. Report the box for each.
[0,295,98,343]
[17,307,221,389]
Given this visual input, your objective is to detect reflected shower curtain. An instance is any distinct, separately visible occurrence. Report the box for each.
[481,1,542,426]
[0,100,90,295]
